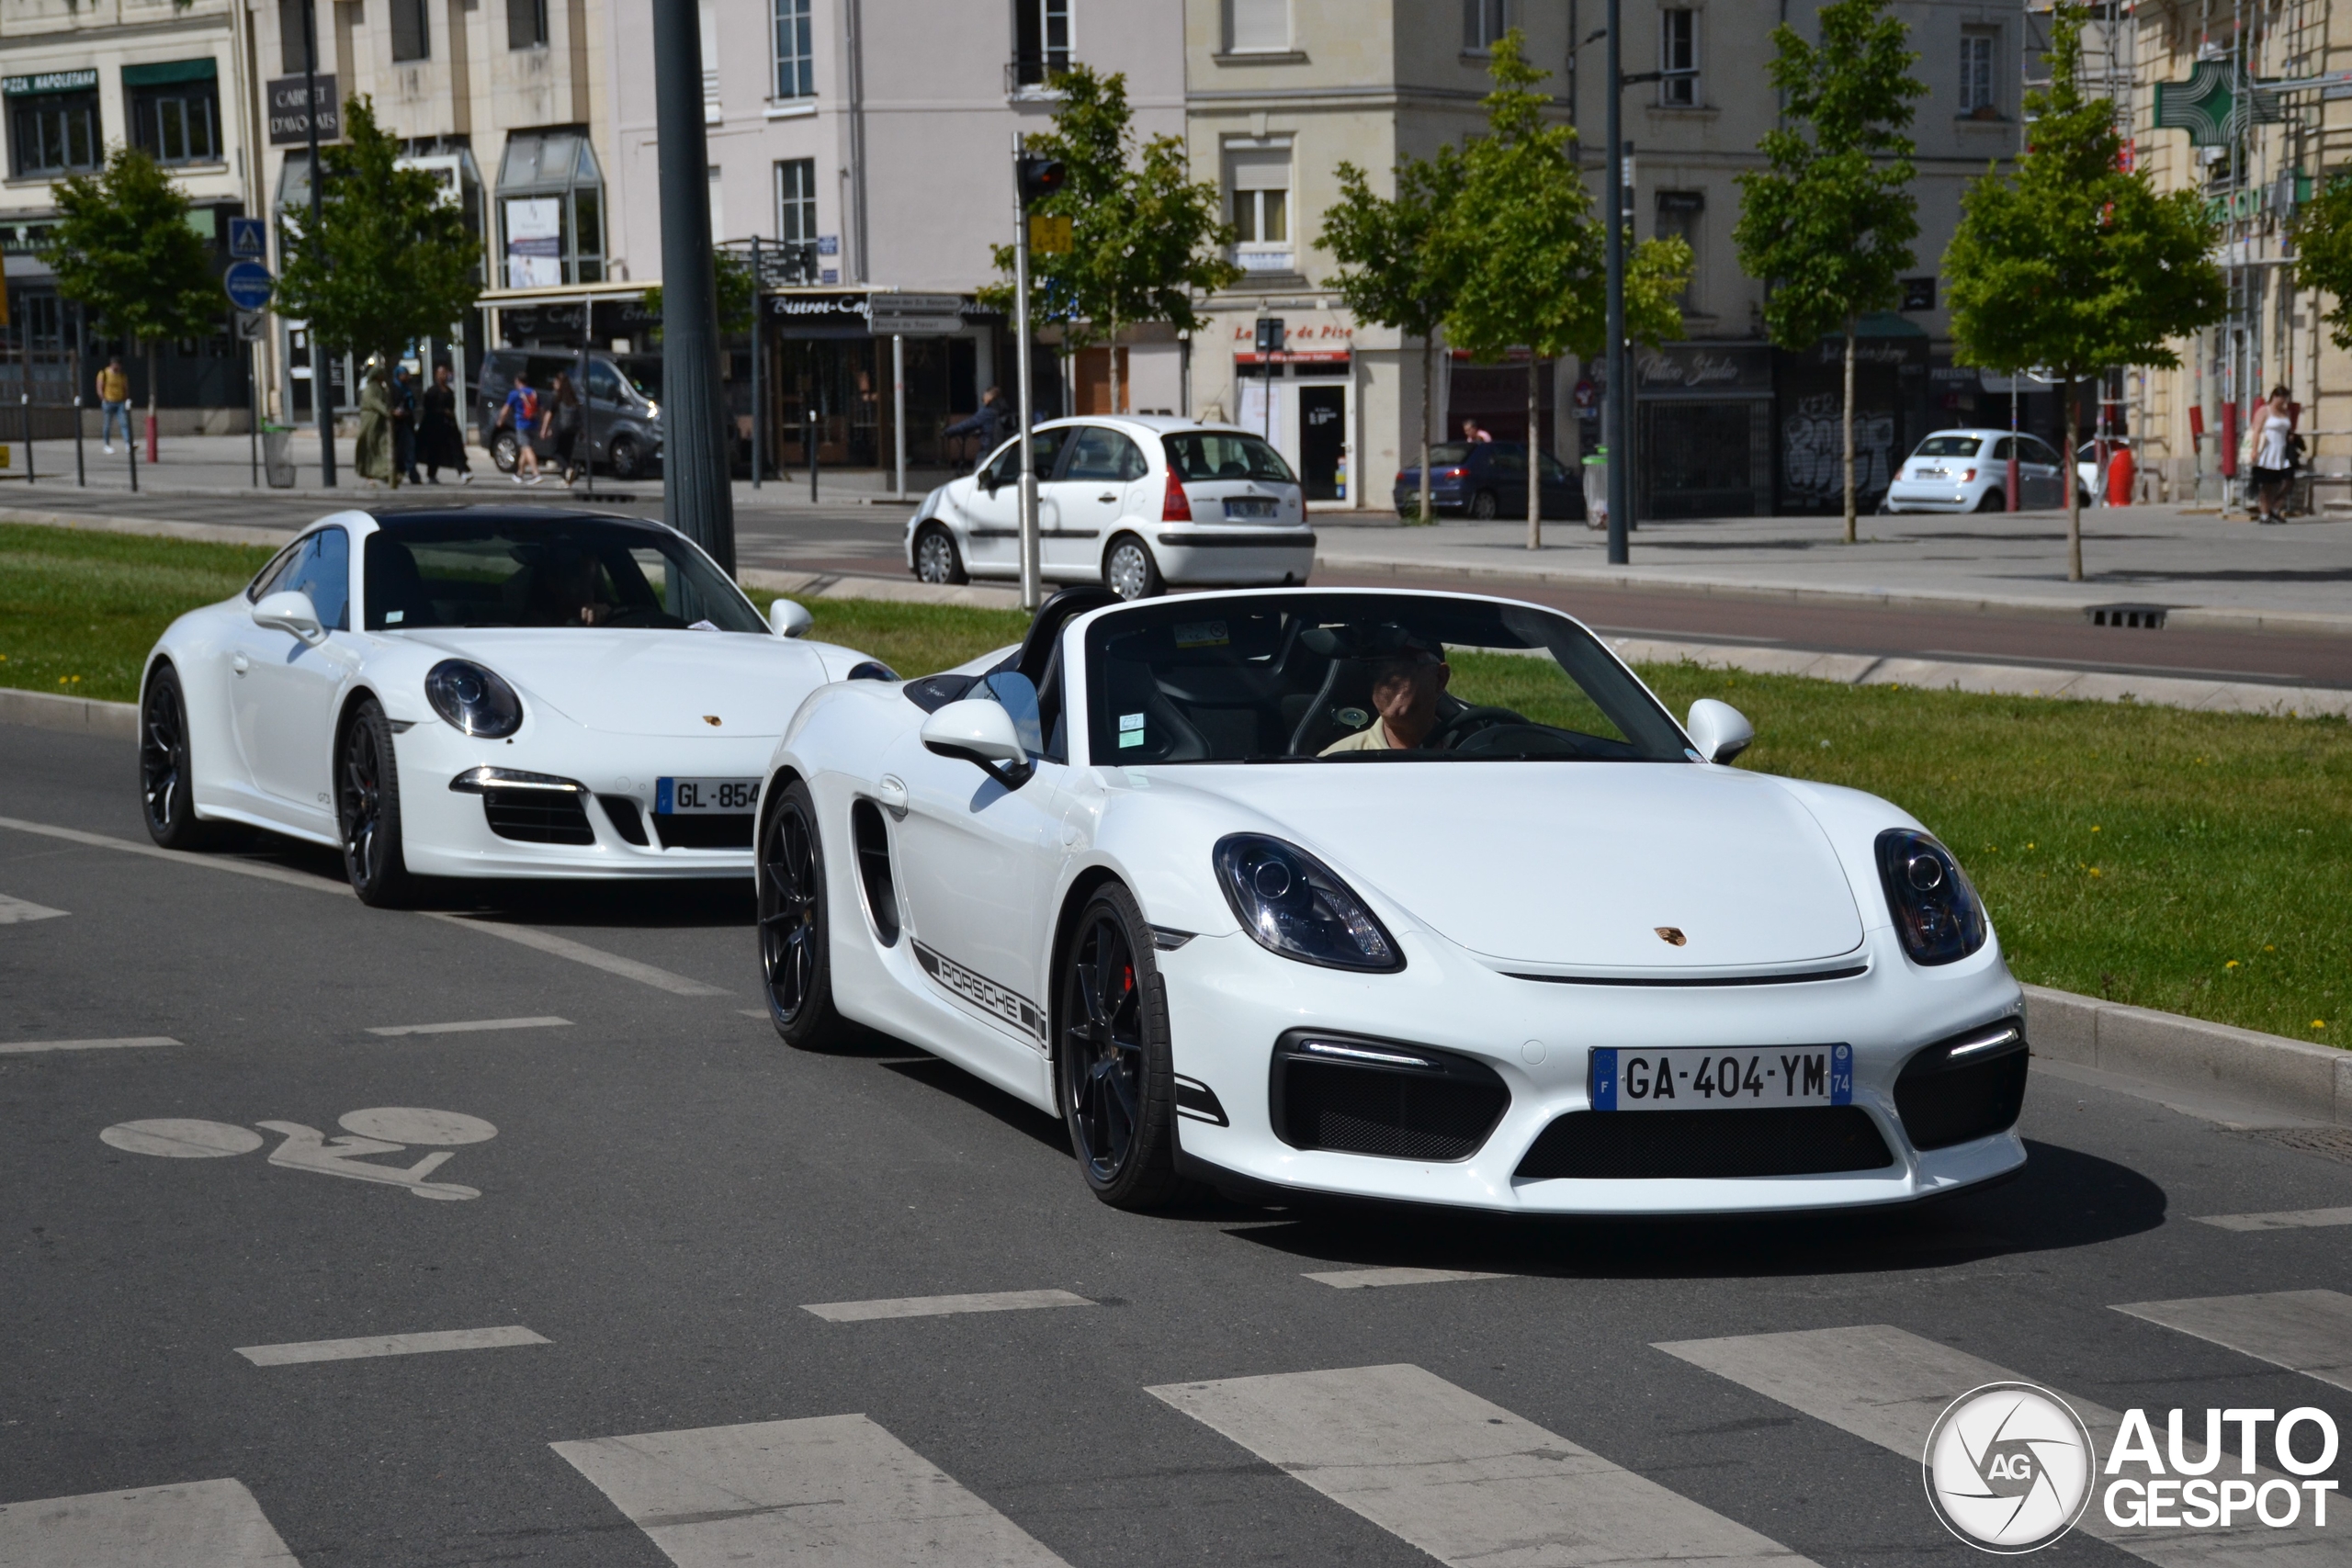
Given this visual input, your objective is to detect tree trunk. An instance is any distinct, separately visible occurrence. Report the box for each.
[1418,333,1434,525]
[1525,354,1541,549]
[1106,318,1119,415]
[145,338,160,464]
[2064,376,2083,581]
[1841,319,1857,545]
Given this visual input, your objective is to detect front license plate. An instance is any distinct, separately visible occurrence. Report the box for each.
[1223,497,1279,520]
[656,776,759,815]
[1589,1045,1852,1111]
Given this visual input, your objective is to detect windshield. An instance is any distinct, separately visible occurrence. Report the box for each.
[1163,431,1296,484]
[1085,594,1690,765]
[1913,435,1986,458]
[362,515,765,632]
[1422,443,1473,465]
[614,356,662,401]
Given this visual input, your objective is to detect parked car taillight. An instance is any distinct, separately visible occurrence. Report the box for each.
[1960,468,1976,482]
[1163,469,1192,521]
[1441,467,1467,479]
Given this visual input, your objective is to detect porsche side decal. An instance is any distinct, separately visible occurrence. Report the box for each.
[912,941,1046,1043]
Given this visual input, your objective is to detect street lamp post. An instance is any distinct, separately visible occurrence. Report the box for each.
[300,0,334,486]
[1602,0,1627,565]
[652,0,736,573]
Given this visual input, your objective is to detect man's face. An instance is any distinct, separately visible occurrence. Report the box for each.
[1372,655,1450,748]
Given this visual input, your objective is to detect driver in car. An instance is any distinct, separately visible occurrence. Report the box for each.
[1321,637,1452,753]
[529,547,612,627]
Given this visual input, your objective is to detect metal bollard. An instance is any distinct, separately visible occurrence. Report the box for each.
[807,407,818,502]
[74,394,84,487]
[19,393,32,484]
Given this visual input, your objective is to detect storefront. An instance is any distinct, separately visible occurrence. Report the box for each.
[1235,345,1352,502]
[763,289,1003,474]
[1634,342,1774,519]
[1771,317,1930,513]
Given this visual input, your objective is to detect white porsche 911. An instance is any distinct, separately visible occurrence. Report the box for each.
[139,506,888,905]
[752,585,2029,1215]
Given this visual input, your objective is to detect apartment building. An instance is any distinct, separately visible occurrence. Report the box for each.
[0,0,262,424]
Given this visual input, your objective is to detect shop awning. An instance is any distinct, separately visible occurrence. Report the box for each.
[122,59,217,87]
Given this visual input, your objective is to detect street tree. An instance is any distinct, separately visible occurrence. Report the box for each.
[44,148,219,444]
[979,66,1239,415]
[2291,174,2352,348]
[1944,2,2222,580]
[1319,144,1464,524]
[274,96,479,379]
[1437,29,1689,546]
[643,250,757,339]
[1732,0,1925,544]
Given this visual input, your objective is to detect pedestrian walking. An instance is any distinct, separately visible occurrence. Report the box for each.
[419,363,471,483]
[501,370,543,484]
[96,357,130,453]
[1461,419,1494,444]
[2250,386,2295,525]
[355,357,397,487]
[943,386,1009,465]
[543,370,584,485]
[392,366,422,485]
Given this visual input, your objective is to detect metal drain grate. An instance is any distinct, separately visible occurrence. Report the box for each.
[2236,1125,2352,1164]
[2084,603,2169,629]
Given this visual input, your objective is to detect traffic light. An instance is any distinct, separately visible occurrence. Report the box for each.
[1017,154,1067,208]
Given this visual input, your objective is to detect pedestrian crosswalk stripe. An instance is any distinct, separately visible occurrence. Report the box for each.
[1148,1363,1815,1568]
[0,892,66,924]
[801,1289,1093,1322]
[2195,1206,2352,1232]
[1655,1324,2329,1563]
[1302,1267,1510,1289]
[235,1325,549,1366]
[365,1016,572,1037]
[0,1477,300,1565]
[2115,1290,2352,1393]
[0,1035,179,1055]
[552,1413,1070,1566]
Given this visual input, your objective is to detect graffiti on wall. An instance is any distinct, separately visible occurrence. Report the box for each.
[1782,393,1896,506]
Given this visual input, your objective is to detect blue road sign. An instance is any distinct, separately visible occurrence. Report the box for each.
[228,217,266,259]
[223,261,274,312]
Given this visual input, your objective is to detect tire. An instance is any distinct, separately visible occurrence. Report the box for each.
[608,434,643,480]
[337,699,417,907]
[1469,489,1499,520]
[913,523,968,585]
[1974,488,2007,513]
[1057,882,1187,1209]
[490,429,521,474]
[1103,534,1164,601]
[140,665,218,850]
[759,778,856,1050]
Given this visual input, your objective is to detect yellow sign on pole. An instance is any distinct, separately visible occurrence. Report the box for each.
[1028,214,1072,255]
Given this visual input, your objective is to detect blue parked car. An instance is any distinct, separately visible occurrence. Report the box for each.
[1393,440,1584,520]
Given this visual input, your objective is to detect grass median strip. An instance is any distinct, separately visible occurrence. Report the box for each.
[0,522,276,703]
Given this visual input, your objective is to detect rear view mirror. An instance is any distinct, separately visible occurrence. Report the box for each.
[768,598,814,638]
[252,589,324,645]
[922,697,1034,789]
[1686,698,1754,765]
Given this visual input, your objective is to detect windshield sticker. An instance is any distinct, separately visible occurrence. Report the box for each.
[1174,620,1229,649]
[1118,711,1146,750]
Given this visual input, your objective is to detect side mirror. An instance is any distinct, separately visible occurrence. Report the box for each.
[253,589,324,645]
[1686,698,1754,765]
[768,598,814,638]
[983,670,1044,754]
[922,697,1034,788]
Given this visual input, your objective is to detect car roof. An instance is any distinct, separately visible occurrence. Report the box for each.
[1035,414,1270,439]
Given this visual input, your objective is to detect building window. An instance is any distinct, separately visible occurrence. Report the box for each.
[508,0,548,50]
[1229,147,1292,275]
[8,79,102,178]
[277,0,316,73]
[1659,8,1698,107]
[1655,190,1702,311]
[776,157,818,246]
[498,130,604,285]
[390,0,431,61]
[1226,0,1288,52]
[123,61,221,166]
[1462,0,1516,52]
[1960,27,1999,117]
[1012,0,1070,88]
[774,0,814,98]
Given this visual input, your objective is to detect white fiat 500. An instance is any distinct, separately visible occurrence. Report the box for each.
[1884,428,2085,513]
[138,507,888,905]
[754,585,2028,1216]
[906,416,1313,600]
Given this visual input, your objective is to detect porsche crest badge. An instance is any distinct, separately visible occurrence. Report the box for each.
[703,715,722,727]
[1655,926,1688,946]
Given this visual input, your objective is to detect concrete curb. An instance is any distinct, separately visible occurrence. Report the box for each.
[2025,984,2348,1125]
[0,685,139,739]
[0,505,292,549]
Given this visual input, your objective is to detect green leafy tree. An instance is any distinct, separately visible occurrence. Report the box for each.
[44,148,219,434]
[1436,30,1688,546]
[1733,0,1925,544]
[978,66,1240,413]
[2290,175,2352,348]
[642,250,756,340]
[274,96,480,378]
[1320,145,1465,524]
[1945,2,2223,580]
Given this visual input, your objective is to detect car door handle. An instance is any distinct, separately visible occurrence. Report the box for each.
[876,775,909,818]
[1097,492,1118,503]
[232,652,250,674]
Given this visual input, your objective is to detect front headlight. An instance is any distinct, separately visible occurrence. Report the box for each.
[424,659,523,739]
[1213,833,1403,972]
[1875,828,1987,965]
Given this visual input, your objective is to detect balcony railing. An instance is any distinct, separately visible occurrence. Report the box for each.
[1006,53,1070,93]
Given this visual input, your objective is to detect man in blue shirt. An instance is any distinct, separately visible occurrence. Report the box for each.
[502,372,544,484]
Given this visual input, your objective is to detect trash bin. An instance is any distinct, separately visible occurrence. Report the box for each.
[1581,448,1609,532]
[262,424,296,489]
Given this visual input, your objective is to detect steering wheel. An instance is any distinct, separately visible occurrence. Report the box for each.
[1423,705,1525,752]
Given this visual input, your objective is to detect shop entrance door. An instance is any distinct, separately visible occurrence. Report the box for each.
[1298,384,1347,501]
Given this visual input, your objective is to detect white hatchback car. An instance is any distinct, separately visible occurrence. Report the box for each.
[1884,428,2085,513]
[906,416,1312,600]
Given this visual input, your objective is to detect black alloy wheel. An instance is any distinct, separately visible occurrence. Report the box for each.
[140,666,216,850]
[1057,884,1185,1209]
[1974,488,2007,513]
[914,525,968,585]
[338,700,416,907]
[608,434,644,480]
[1469,489,1500,520]
[760,779,853,1049]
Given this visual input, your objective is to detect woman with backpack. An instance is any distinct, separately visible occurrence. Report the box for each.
[543,371,585,486]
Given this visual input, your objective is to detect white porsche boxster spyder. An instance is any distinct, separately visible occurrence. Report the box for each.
[139,506,888,905]
[753,586,2029,1215]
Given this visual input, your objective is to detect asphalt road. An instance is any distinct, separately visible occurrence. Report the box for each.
[5,720,2352,1564]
